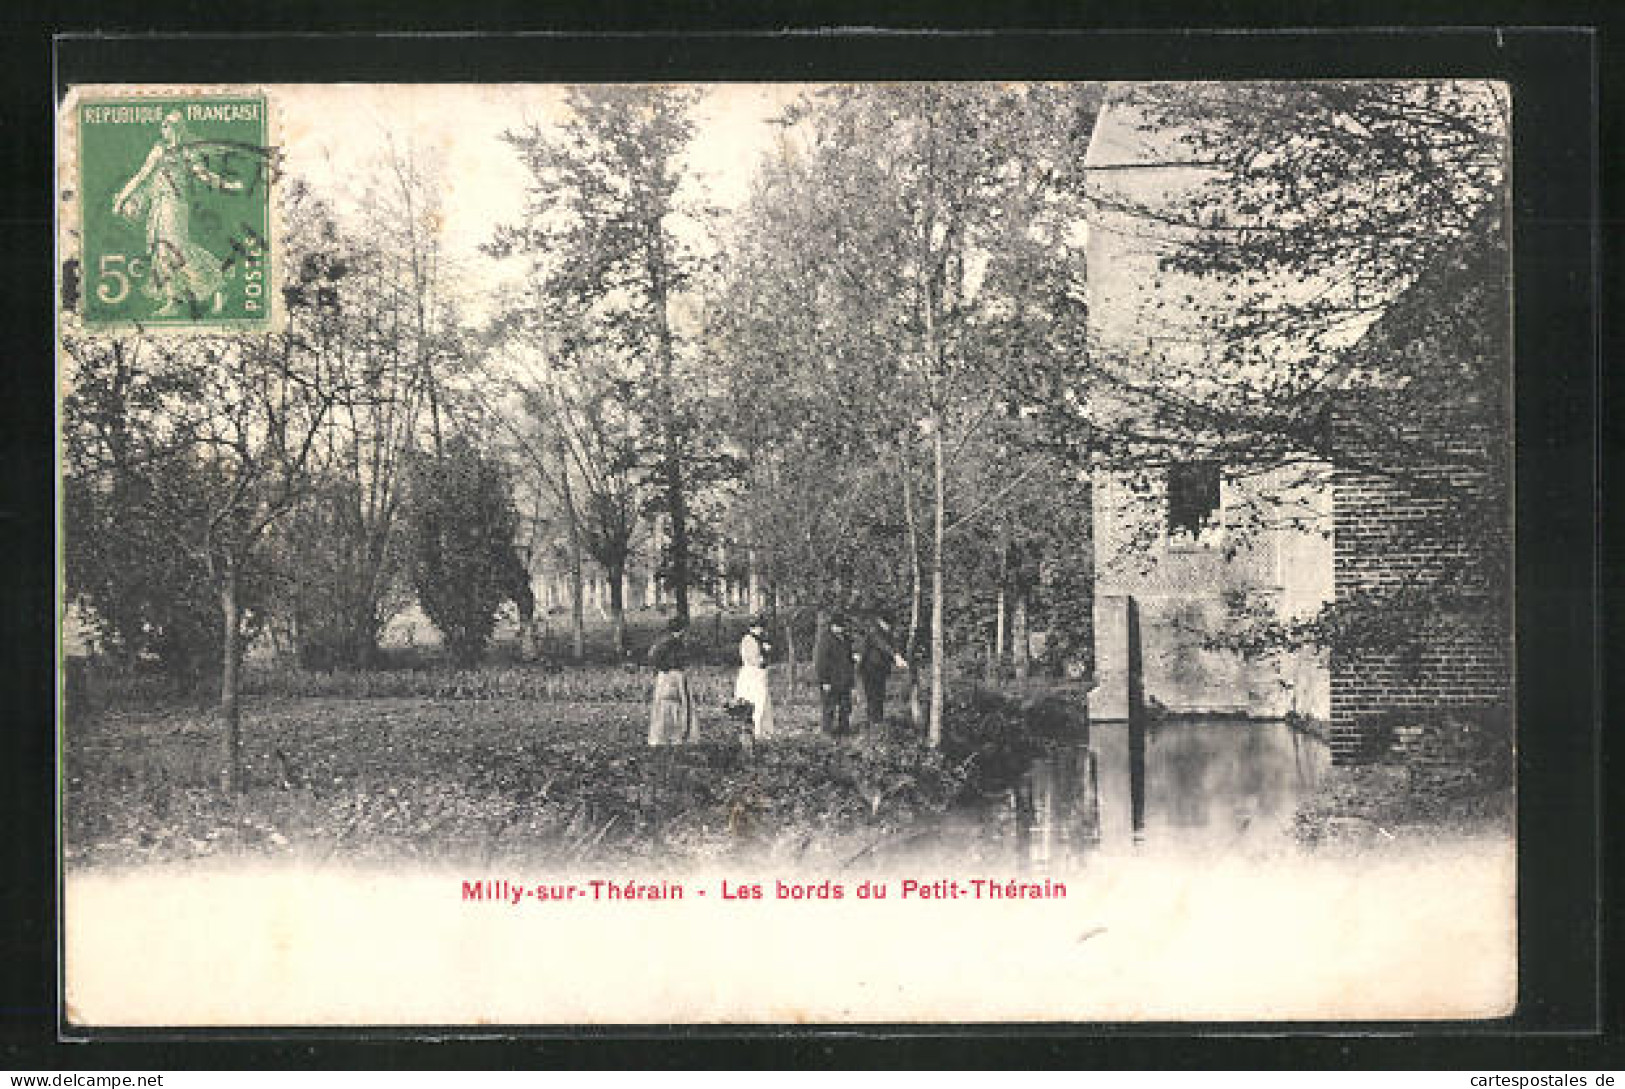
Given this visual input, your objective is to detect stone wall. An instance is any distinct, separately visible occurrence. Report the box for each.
[1089,467,1333,721]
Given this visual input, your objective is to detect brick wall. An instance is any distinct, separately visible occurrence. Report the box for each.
[1329,412,1511,764]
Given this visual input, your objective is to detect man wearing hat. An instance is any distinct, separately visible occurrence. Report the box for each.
[813,612,857,738]
[854,614,908,731]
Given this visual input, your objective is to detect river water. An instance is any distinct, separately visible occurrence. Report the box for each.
[1005,718,1331,867]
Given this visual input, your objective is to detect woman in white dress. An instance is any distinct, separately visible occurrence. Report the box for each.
[733,618,775,739]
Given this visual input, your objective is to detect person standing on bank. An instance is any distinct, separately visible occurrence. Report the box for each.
[647,617,695,746]
[734,616,775,739]
[814,613,857,738]
[854,615,908,731]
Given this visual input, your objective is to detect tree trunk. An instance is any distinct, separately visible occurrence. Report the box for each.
[608,559,627,657]
[993,581,1007,680]
[717,542,730,607]
[995,536,1009,666]
[220,561,243,794]
[555,440,586,662]
[747,548,761,613]
[649,231,690,626]
[396,150,445,461]
[663,444,690,625]
[783,608,798,703]
[929,417,946,749]
[899,439,925,730]
[908,666,924,731]
[1012,590,1030,682]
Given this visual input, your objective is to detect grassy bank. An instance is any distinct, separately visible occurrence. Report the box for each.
[63,660,1023,872]
[1292,709,1514,846]
[1293,764,1514,846]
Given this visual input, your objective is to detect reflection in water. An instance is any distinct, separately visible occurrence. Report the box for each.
[1126,598,1148,844]
[1012,719,1330,869]
[1017,747,1101,870]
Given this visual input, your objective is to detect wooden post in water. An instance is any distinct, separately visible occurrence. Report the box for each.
[1084,749,1102,846]
[1025,759,1054,870]
[1126,595,1147,841]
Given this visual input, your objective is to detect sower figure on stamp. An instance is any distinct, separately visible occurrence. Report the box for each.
[813,612,856,738]
[112,110,244,317]
[647,617,695,746]
[854,613,908,733]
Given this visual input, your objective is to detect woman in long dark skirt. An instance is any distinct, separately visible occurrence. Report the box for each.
[647,617,695,746]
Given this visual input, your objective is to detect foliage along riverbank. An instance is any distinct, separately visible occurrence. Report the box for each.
[65,652,1513,870]
[63,668,1087,873]
[1293,710,1515,847]
[1293,765,1514,847]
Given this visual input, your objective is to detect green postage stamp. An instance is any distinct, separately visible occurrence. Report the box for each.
[71,92,275,331]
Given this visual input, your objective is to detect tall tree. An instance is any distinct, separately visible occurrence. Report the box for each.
[493,86,715,624]
[1100,82,1507,378]
[481,330,650,658]
[63,338,263,688]
[714,83,1103,744]
[60,178,405,790]
[271,171,448,670]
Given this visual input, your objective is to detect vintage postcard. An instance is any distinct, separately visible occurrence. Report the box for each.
[56,80,1516,1026]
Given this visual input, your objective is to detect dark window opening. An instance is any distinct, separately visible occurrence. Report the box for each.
[1167,462,1221,538]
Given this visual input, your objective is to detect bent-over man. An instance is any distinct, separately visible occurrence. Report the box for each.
[854,615,907,730]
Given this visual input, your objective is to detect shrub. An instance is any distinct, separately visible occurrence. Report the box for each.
[1296,704,1514,845]
[404,438,524,668]
[1352,704,1512,790]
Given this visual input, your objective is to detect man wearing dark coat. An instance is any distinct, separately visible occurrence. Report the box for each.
[813,613,857,737]
[853,615,905,729]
